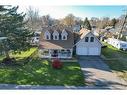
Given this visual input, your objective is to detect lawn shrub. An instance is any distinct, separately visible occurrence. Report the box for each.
[52,59,63,69]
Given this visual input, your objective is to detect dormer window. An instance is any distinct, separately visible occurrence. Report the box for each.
[53,30,59,40]
[63,36,66,40]
[44,30,51,40]
[61,29,68,40]
[55,35,58,39]
[46,35,49,40]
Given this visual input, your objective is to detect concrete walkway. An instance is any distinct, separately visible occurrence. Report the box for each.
[78,56,127,89]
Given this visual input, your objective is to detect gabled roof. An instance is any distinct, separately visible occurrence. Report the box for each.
[74,28,102,46]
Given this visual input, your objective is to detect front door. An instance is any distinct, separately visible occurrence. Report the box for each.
[52,50,58,57]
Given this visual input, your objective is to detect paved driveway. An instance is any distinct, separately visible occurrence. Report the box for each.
[78,56,127,89]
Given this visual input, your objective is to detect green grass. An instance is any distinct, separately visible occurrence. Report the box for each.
[0,58,85,86]
[10,48,37,60]
[0,48,37,61]
[0,55,5,61]
[102,42,127,81]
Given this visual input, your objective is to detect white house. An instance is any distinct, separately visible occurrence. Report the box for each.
[31,31,41,45]
[75,28,102,55]
[39,27,102,58]
[73,25,81,32]
[39,28,73,58]
[107,38,127,50]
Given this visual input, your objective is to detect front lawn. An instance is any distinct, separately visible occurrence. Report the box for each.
[0,47,37,61]
[102,42,127,82]
[0,58,85,86]
[0,55,5,61]
[10,48,37,60]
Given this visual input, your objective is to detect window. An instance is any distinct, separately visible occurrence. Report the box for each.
[85,37,89,42]
[62,35,67,40]
[122,44,126,47]
[53,35,59,40]
[61,29,68,40]
[53,30,59,40]
[44,31,51,40]
[90,37,94,42]
[36,37,39,40]
[46,35,49,40]
[55,35,57,39]
[63,36,66,39]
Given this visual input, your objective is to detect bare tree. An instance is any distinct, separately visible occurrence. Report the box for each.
[61,14,75,27]
[26,6,40,30]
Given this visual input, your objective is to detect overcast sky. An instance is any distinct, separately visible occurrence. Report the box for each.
[18,6,127,19]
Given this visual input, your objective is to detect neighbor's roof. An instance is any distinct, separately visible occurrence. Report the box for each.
[39,26,74,49]
[74,28,91,43]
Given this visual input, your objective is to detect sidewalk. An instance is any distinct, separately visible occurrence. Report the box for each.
[0,84,125,89]
[0,84,127,90]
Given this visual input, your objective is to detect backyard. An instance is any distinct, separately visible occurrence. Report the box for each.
[0,48,85,86]
[102,42,127,82]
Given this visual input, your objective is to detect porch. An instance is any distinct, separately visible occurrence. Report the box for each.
[39,49,73,58]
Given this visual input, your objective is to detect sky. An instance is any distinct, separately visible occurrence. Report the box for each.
[18,6,127,19]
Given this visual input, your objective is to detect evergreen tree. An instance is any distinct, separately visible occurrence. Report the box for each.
[83,17,92,30]
[0,6,32,59]
[110,18,117,27]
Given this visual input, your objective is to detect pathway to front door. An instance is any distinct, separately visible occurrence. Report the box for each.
[78,56,127,89]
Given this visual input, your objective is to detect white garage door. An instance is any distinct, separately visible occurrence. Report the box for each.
[76,47,100,55]
[76,47,87,55]
[89,47,99,55]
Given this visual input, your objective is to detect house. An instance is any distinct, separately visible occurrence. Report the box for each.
[31,31,41,45]
[73,25,81,32]
[39,27,102,58]
[75,28,102,55]
[39,27,74,58]
[107,38,127,50]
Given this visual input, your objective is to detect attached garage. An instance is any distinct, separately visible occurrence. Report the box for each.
[75,28,102,56]
[76,47,87,55]
[76,46,100,55]
[89,47,100,55]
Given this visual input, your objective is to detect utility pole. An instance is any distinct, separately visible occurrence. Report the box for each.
[117,9,127,39]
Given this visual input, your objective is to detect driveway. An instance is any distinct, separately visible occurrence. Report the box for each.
[78,56,127,89]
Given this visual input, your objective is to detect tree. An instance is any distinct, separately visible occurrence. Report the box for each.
[110,18,117,27]
[26,6,40,30]
[0,6,32,59]
[83,17,92,30]
[62,14,75,27]
[98,17,110,29]
[41,15,53,27]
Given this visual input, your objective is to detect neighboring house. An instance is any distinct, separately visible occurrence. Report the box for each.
[39,28,74,58]
[75,28,102,55]
[93,29,100,36]
[121,32,127,41]
[73,25,81,32]
[31,31,41,45]
[39,27,102,58]
[107,38,127,50]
